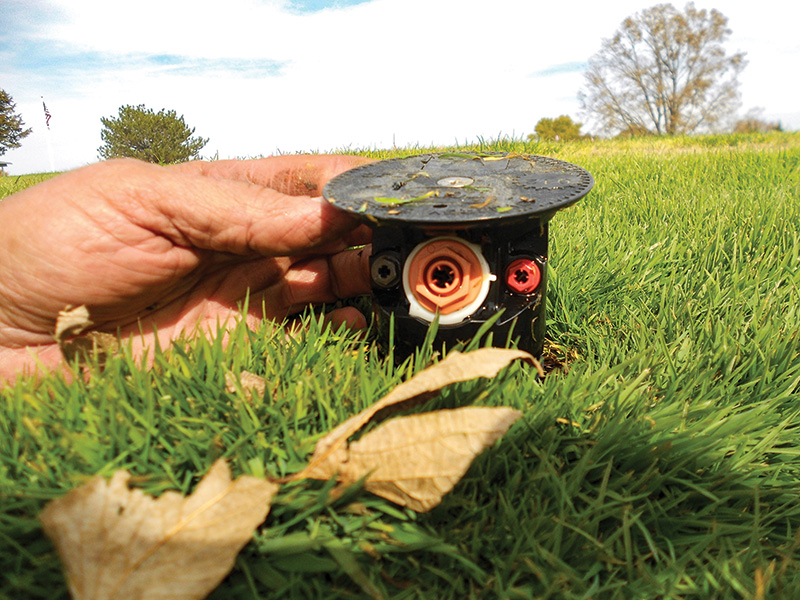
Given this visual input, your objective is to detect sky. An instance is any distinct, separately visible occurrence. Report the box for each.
[1,0,798,174]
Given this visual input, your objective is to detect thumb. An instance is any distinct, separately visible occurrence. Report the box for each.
[170,154,375,197]
[99,157,372,256]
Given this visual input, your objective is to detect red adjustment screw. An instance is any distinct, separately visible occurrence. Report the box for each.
[505,258,541,294]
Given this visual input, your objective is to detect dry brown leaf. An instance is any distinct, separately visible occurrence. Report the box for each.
[298,348,536,480]
[54,305,119,367]
[333,406,522,512]
[225,370,267,396]
[55,305,93,342]
[39,459,278,600]
[59,331,120,366]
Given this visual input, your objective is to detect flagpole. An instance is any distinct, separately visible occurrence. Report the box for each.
[41,96,55,172]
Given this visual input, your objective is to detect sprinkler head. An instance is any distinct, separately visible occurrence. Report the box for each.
[323,152,594,361]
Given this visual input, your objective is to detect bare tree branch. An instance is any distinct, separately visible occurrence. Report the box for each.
[579,2,746,137]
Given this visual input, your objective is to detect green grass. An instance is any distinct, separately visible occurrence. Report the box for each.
[0,172,58,198]
[2,132,800,598]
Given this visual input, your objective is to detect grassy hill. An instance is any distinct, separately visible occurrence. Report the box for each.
[2,132,800,599]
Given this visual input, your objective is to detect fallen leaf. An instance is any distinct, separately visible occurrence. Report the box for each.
[469,196,495,209]
[373,190,439,205]
[298,347,535,482]
[54,305,93,342]
[225,370,267,397]
[60,331,120,367]
[40,459,277,600]
[54,305,119,368]
[325,406,522,512]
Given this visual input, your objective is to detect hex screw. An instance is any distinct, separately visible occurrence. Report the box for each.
[371,253,401,288]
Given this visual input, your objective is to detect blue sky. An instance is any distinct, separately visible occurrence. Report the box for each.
[2,0,798,174]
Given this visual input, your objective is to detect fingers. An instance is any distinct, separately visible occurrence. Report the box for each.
[168,155,376,251]
[342,224,373,248]
[327,244,372,299]
[0,343,73,387]
[308,225,371,259]
[94,159,370,257]
[272,245,372,313]
[323,307,368,331]
[169,154,375,196]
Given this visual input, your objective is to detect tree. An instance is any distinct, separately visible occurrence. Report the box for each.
[529,115,584,141]
[579,3,746,136]
[98,104,208,164]
[733,108,782,134]
[0,88,32,157]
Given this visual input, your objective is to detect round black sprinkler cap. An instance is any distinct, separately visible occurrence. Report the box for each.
[323,152,594,227]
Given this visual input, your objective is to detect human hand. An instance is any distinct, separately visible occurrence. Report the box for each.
[0,155,374,383]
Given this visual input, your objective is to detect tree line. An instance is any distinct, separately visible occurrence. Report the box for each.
[0,2,788,164]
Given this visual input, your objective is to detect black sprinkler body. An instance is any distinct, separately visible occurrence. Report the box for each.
[323,152,594,360]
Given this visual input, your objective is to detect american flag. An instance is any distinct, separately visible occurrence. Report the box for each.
[42,98,52,129]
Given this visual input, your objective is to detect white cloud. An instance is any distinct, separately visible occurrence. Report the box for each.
[3,0,798,174]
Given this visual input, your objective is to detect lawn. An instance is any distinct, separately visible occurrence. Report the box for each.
[0,172,59,197]
[2,132,800,599]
